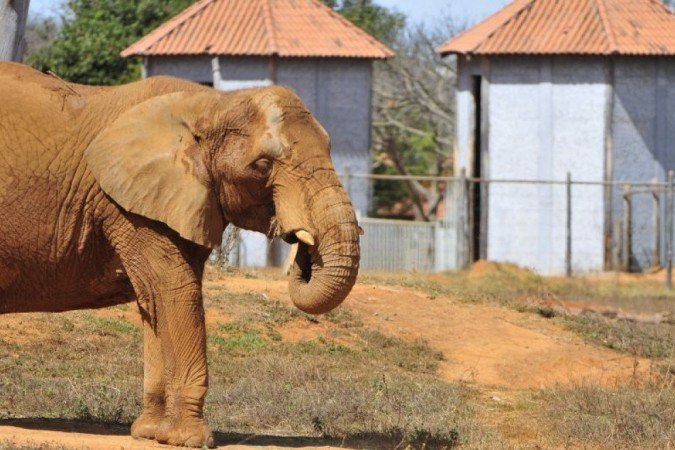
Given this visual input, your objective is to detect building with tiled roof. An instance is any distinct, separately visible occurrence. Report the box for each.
[123,0,392,268]
[122,0,393,59]
[438,0,675,274]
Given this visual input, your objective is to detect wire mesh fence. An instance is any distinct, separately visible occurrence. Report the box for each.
[215,169,675,289]
[343,170,675,287]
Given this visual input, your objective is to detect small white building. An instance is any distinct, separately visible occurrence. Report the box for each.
[123,0,392,267]
[438,0,675,274]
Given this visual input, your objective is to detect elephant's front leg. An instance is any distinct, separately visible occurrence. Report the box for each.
[154,285,213,448]
[131,319,165,440]
[107,217,214,448]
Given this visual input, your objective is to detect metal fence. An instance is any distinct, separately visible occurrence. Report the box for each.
[359,218,458,272]
[342,170,675,288]
[217,169,675,288]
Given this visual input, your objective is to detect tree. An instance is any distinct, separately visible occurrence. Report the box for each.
[320,1,457,221]
[321,0,405,44]
[0,0,31,61]
[27,0,192,85]
[371,23,458,221]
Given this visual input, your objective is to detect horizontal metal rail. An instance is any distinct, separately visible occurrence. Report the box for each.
[340,172,671,188]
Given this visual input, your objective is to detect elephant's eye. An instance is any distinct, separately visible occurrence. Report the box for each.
[253,158,272,175]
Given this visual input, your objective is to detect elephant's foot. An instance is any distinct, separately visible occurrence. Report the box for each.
[130,409,164,440]
[156,416,214,448]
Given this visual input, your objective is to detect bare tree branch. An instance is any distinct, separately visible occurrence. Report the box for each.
[371,21,459,220]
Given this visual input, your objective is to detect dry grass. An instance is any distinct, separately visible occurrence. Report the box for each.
[361,262,675,313]
[541,380,675,449]
[2,266,675,449]
[560,315,674,359]
[362,264,675,448]
[0,311,143,423]
[0,440,71,449]
[0,289,498,448]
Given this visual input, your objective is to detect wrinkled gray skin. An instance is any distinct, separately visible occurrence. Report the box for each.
[0,63,360,448]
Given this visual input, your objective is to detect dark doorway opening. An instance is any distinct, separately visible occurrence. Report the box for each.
[470,75,485,262]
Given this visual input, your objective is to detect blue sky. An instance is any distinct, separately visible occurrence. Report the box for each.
[378,0,511,25]
[30,0,512,25]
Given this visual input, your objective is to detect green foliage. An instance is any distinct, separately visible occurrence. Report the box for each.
[321,0,405,44]
[28,0,403,86]
[372,128,441,217]
[27,0,193,85]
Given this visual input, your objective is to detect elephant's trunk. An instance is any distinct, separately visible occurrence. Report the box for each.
[287,174,360,315]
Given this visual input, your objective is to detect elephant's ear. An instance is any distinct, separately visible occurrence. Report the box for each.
[85,91,224,248]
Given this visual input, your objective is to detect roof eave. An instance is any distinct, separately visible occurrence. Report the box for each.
[438,50,675,57]
[121,51,394,59]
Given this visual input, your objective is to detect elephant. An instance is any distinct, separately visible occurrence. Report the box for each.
[0,62,361,447]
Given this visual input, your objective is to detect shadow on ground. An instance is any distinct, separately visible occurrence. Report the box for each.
[1,418,417,449]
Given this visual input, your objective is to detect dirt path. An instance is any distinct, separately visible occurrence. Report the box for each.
[218,276,649,389]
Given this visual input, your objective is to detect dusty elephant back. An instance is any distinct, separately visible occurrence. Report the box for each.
[0,64,113,308]
[0,63,207,311]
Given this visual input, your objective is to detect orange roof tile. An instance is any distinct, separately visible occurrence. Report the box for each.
[122,0,393,59]
[437,0,675,56]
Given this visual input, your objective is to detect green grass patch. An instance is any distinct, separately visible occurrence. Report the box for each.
[86,316,139,336]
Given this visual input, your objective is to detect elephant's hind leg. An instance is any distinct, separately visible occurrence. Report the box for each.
[131,318,165,440]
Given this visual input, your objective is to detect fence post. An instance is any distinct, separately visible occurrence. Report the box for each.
[667,171,674,289]
[565,172,572,277]
[622,185,632,272]
[652,177,661,268]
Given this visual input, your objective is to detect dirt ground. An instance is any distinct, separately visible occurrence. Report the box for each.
[0,265,669,449]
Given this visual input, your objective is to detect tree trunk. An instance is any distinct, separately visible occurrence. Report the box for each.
[0,0,30,61]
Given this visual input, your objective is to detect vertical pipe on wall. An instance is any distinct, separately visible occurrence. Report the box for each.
[666,171,674,290]
[652,178,661,268]
[141,57,148,79]
[478,62,490,261]
[622,185,632,272]
[211,57,222,90]
[565,172,572,277]
[603,58,616,270]
[268,55,278,84]
[459,168,469,268]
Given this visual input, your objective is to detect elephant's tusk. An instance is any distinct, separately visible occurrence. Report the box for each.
[283,243,299,276]
[295,230,315,246]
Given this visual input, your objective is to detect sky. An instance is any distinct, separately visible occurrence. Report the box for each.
[29,0,513,25]
[378,0,511,25]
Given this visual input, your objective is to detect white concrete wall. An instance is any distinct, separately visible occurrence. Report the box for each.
[277,58,373,215]
[456,56,608,274]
